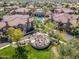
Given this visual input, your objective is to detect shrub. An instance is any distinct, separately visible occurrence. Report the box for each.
[70,27,79,35]
[7,27,24,42]
[59,39,79,59]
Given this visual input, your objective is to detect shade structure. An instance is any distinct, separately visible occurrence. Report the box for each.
[34,9,45,17]
[29,32,51,49]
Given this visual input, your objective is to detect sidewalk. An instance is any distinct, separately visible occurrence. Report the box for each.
[0,43,11,50]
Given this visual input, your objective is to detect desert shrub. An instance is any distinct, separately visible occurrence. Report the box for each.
[59,39,79,59]
[70,27,79,35]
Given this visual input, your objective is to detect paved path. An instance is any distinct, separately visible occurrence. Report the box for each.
[51,46,59,59]
[0,44,10,50]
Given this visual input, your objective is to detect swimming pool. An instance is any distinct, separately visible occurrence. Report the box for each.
[35,17,45,23]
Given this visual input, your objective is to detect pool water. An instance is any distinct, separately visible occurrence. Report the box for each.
[35,17,45,23]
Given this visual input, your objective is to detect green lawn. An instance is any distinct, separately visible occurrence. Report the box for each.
[0,45,51,59]
[0,46,15,59]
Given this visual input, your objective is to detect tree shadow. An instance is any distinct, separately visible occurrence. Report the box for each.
[12,46,28,59]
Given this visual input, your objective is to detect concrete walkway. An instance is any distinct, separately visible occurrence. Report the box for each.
[0,44,10,50]
[51,46,60,59]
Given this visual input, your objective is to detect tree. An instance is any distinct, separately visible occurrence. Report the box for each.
[65,4,69,8]
[65,19,72,32]
[59,39,79,59]
[12,46,28,59]
[7,27,28,59]
[69,23,79,35]
[24,18,34,34]
[7,27,24,43]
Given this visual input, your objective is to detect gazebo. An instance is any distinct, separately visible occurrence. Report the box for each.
[34,9,45,16]
[29,32,51,49]
[34,9,45,23]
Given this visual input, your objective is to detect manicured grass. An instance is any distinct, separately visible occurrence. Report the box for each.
[0,45,51,59]
[26,45,51,59]
[0,46,15,59]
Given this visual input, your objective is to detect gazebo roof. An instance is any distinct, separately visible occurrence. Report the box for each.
[29,32,51,49]
[34,9,45,16]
